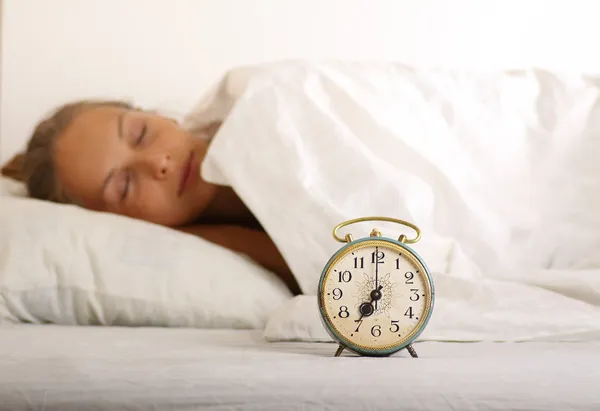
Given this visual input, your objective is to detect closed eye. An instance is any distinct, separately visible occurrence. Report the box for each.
[121,170,132,200]
[135,123,147,146]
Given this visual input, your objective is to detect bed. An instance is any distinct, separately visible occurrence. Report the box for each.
[4,41,600,411]
[1,324,599,411]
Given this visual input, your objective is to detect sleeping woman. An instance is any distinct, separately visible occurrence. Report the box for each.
[19,99,302,295]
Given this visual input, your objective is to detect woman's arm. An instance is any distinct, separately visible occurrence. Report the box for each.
[176,224,301,295]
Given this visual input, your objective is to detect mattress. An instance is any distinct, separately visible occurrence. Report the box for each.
[0,324,598,411]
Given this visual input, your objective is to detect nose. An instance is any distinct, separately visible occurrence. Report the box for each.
[147,152,171,179]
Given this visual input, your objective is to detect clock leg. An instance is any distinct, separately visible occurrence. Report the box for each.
[406,344,418,358]
[334,344,345,357]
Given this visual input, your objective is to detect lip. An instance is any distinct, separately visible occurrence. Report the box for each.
[178,151,198,196]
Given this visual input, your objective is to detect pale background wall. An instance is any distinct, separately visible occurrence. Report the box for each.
[2,0,600,164]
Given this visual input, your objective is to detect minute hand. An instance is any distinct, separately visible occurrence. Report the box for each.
[375,247,379,310]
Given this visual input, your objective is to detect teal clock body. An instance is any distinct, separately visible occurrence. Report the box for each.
[317,217,435,358]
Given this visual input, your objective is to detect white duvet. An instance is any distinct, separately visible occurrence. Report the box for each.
[185,61,600,343]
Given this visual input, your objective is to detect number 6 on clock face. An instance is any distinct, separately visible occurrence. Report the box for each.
[318,236,435,357]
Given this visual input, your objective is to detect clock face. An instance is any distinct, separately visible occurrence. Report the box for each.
[318,238,434,355]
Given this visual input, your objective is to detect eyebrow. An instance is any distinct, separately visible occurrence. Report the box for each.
[100,112,126,197]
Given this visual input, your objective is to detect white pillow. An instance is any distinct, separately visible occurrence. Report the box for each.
[0,186,293,328]
[263,295,333,343]
[0,176,27,197]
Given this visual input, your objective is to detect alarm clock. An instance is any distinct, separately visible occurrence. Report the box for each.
[317,217,435,358]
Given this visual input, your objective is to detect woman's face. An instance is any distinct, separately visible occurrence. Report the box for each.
[53,105,217,227]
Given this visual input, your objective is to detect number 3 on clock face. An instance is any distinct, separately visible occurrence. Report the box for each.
[318,237,435,357]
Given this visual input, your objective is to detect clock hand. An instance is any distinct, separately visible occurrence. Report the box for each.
[358,285,383,319]
[375,246,379,310]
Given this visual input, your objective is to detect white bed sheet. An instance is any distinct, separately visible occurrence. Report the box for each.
[0,324,598,411]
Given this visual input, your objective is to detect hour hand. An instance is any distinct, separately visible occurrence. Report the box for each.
[358,285,383,319]
[359,302,374,317]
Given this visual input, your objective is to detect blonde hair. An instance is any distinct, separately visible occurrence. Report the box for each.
[21,100,134,203]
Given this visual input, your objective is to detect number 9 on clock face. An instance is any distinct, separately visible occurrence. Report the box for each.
[318,237,434,357]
